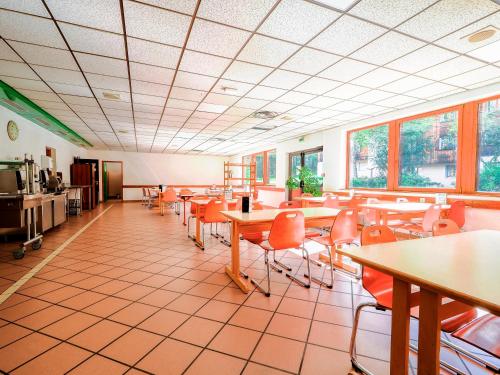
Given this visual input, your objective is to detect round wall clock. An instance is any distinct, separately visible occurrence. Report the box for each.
[7,120,19,141]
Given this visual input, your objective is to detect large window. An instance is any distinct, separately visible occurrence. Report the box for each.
[349,124,389,188]
[477,99,500,192]
[398,111,458,189]
[242,150,276,185]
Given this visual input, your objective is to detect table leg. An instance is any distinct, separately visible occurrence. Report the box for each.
[225,220,250,293]
[182,199,187,226]
[417,288,441,375]
[391,278,411,375]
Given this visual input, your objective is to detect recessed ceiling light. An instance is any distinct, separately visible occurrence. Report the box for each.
[102,92,121,100]
[251,111,279,119]
[466,27,497,43]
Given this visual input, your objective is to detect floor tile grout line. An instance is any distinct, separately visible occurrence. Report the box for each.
[0,205,115,307]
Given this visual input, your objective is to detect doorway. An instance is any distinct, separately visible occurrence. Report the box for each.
[288,147,324,197]
[103,161,123,201]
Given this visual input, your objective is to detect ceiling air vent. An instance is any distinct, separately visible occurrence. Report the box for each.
[251,110,279,119]
[251,125,277,131]
[464,26,498,43]
[212,137,226,142]
[102,92,121,100]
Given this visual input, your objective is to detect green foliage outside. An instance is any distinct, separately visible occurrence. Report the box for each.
[477,101,500,192]
[286,166,323,196]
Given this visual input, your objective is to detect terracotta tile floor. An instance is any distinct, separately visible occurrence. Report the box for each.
[0,202,497,374]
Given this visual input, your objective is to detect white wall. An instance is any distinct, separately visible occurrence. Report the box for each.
[87,150,228,201]
[0,106,87,183]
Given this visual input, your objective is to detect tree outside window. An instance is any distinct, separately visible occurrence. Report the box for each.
[477,99,500,192]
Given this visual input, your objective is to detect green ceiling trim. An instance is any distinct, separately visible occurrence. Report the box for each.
[0,80,93,148]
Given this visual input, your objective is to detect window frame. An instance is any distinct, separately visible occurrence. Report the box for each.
[242,149,276,186]
[344,94,500,196]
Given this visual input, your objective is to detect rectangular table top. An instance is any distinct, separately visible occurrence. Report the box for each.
[293,196,351,202]
[190,198,237,205]
[359,202,450,212]
[221,207,340,224]
[337,230,500,314]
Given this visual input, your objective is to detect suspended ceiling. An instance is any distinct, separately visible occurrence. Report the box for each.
[0,0,499,155]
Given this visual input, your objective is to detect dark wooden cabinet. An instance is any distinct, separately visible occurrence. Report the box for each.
[70,163,96,210]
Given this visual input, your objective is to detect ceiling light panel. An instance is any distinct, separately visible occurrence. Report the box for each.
[237,34,300,67]
[308,15,387,55]
[386,45,458,73]
[187,19,250,58]
[9,41,77,70]
[396,0,498,42]
[124,3,191,44]
[127,38,180,68]
[319,58,376,81]
[351,67,406,88]
[416,56,486,81]
[129,62,175,85]
[258,0,340,44]
[348,0,436,28]
[350,31,425,65]
[0,10,66,48]
[295,77,342,95]
[179,50,231,77]
[222,61,273,83]
[174,71,217,91]
[197,103,229,113]
[467,39,500,62]
[260,69,310,90]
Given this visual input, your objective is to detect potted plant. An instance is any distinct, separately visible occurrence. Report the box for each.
[286,166,323,198]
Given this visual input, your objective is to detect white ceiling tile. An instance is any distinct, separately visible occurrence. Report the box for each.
[350,31,425,65]
[198,102,229,113]
[0,0,49,17]
[465,77,500,89]
[212,79,254,96]
[94,88,130,102]
[258,0,340,44]
[295,77,343,95]
[330,100,364,112]
[467,40,500,62]
[131,80,169,96]
[351,67,407,88]
[0,60,38,80]
[222,61,273,83]
[134,103,163,113]
[130,62,175,85]
[323,83,370,99]
[435,12,500,53]
[180,50,231,77]
[127,0,196,14]
[305,96,342,108]
[127,37,180,68]
[170,87,206,102]
[175,71,217,91]
[396,0,498,42]
[198,0,276,31]
[442,65,500,86]
[380,75,434,94]
[124,0,190,46]
[235,97,269,109]
[18,89,62,102]
[237,34,300,67]
[133,93,165,106]
[86,73,130,92]
[0,10,66,48]
[260,69,309,89]
[245,86,287,100]
[49,82,93,96]
[281,47,341,76]
[59,94,98,106]
[288,105,319,115]
[46,0,122,33]
[351,103,389,115]
[204,93,239,106]
[404,82,458,99]
[308,15,387,55]
[9,41,77,70]
[32,65,87,86]
[277,91,315,105]
[349,0,436,28]
[60,23,125,59]
[188,19,250,58]
[75,52,128,78]
[261,102,295,113]
[375,95,422,108]
[351,89,394,104]
[319,58,376,81]
[386,45,458,73]
[0,39,22,62]
[416,56,485,81]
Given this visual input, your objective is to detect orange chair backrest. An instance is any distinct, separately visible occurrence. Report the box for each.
[190,195,208,214]
[204,199,228,222]
[360,225,397,297]
[422,204,442,232]
[323,195,340,208]
[279,200,301,209]
[160,189,177,202]
[268,211,305,250]
[329,209,358,244]
[322,192,334,197]
[432,219,460,236]
[448,200,465,228]
[179,188,193,196]
[348,195,365,209]
[361,198,379,223]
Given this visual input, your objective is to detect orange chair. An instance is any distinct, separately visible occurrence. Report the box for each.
[141,187,148,205]
[198,199,229,250]
[448,200,466,229]
[159,189,177,215]
[323,195,340,208]
[146,188,158,208]
[251,211,306,296]
[393,204,442,238]
[432,219,460,236]
[322,192,334,197]
[310,209,359,287]
[350,225,480,375]
[279,200,301,209]
[360,198,379,226]
[187,195,208,240]
[348,195,365,210]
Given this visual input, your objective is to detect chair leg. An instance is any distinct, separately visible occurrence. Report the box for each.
[440,337,499,373]
[409,342,467,375]
[286,248,311,288]
[187,216,194,240]
[273,251,292,271]
[350,302,380,375]
[301,241,323,267]
[211,223,220,239]
[220,222,231,247]
[307,245,333,288]
[251,251,271,297]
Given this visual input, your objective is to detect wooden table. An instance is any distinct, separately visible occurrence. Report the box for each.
[190,198,237,249]
[178,194,194,225]
[221,207,340,293]
[336,230,500,375]
[359,202,450,225]
[293,196,351,208]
